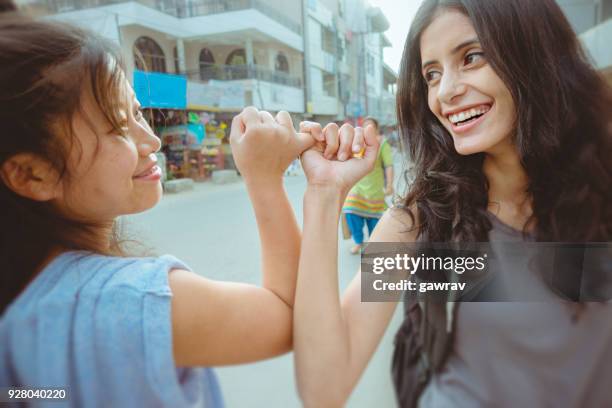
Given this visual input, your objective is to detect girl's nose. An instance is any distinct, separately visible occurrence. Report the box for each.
[136,124,161,156]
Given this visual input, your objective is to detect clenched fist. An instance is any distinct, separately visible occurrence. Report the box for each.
[230,107,316,183]
[299,122,380,196]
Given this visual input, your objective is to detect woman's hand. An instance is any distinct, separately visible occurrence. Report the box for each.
[230,107,315,184]
[299,122,380,196]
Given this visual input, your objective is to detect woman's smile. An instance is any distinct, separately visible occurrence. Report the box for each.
[447,103,493,134]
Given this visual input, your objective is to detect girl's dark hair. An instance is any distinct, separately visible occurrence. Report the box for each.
[0,6,130,313]
[398,0,612,242]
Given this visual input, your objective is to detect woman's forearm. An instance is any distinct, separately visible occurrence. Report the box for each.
[294,185,353,407]
[245,177,301,307]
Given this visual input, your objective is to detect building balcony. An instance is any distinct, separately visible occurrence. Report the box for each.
[181,64,303,88]
[43,0,302,35]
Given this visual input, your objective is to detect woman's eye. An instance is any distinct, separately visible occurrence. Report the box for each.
[134,108,144,120]
[425,71,441,83]
[465,52,484,65]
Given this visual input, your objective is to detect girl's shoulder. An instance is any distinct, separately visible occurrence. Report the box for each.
[3,251,191,319]
[0,252,223,407]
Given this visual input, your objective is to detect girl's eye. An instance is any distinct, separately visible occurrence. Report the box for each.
[465,52,484,65]
[134,108,144,120]
[424,70,441,84]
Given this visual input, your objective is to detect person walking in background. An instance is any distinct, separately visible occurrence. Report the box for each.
[342,117,394,254]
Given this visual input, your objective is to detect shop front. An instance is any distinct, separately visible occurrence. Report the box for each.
[134,70,236,182]
[186,80,247,175]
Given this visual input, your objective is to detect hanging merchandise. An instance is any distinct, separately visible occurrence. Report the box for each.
[188,111,200,124]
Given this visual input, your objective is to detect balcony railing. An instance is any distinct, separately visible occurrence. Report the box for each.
[182,64,303,88]
[44,0,302,35]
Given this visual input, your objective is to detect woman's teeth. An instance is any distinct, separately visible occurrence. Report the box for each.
[449,106,490,125]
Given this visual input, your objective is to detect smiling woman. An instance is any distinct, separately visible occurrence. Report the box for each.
[291,1,612,408]
[392,0,612,405]
[399,0,611,243]
[420,13,516,156]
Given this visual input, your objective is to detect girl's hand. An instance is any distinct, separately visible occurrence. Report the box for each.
[230,107,315,183]
[299,123,379,195]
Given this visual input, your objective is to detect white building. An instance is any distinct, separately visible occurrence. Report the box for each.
[302,0,396,124]
[303,0,343,121]
[19,0,397,124]
[341,0,395,125]
[558,0,612,83]
[23,0,306,114]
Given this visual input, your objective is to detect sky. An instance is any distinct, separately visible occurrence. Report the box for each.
[367,0,425,73]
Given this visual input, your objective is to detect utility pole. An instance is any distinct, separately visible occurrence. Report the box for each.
[301,0,312,118]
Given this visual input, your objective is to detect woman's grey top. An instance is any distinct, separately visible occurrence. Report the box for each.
[418,214,612,407]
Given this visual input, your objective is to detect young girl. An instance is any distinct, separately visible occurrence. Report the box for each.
[294,0,612,407]
[0,5,360,406]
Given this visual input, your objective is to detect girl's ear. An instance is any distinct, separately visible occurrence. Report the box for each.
[1,153,62,201]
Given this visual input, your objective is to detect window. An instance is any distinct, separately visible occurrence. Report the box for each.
[225,49,256,80]
[367,53,375,76]
[321,27,335,54]
[226,49,247,66]
[275,52,289,73]
[133,36,166,73]
[323,72,337,97]
[337,36,345,62]
[199,48,215,81]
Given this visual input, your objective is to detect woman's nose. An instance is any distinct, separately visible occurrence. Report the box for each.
[437,71,467,104]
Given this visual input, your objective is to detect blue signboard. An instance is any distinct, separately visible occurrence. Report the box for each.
[133,70,187,109]
[348,101,364,117]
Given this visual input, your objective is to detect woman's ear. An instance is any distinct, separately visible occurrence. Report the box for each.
[0,153,62,201]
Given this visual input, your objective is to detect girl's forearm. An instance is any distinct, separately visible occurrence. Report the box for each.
[245,177,301,307]
[294,186,353,407]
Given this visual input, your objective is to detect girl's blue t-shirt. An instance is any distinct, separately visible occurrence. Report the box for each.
[0,251,224,407]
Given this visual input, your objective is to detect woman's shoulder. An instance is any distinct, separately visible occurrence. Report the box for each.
[371,205,421,243]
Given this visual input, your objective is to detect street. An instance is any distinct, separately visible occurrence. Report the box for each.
[125,173,405,408]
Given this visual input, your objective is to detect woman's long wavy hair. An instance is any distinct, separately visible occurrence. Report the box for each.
[398,0,612,243]
[0,6,131,313]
